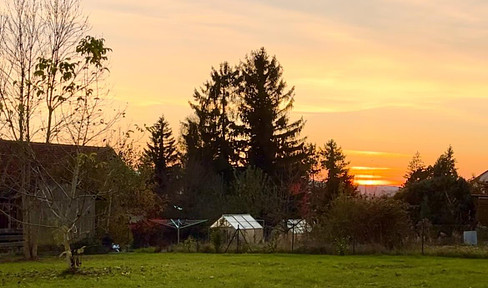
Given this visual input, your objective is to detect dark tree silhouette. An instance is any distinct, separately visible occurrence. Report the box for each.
[185,62,240,180]
[320,140,356,198]
[310,139,356,219]
[237,48,306,180]
[143,115,178,196]
[396,146,475,229]
[180,48,309,223]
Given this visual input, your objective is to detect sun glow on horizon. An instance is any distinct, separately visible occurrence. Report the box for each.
[351,166,402,186]
[354,179,393,186]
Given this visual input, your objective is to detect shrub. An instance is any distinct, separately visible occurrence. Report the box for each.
[199,243,215,253]
[314,194,412,252]
[183,236,196,252]
[210,230,224,253]
[133,247,157,253]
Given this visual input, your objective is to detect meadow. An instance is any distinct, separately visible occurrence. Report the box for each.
[1,253,488,287]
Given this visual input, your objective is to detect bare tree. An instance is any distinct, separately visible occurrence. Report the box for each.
[38,0,89,143]
[0,0,111,143]
[0,0,119,264]
[0,0,43,142]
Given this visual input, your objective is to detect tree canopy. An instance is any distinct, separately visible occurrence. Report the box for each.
[395,146,475,228]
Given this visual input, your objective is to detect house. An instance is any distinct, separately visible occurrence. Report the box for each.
[0,139,116,251]
[472,170,488,226]
[478,170,488,182]
[210,214,263,245]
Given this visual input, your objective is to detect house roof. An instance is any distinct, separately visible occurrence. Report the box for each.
[477,170,488,182]
[210,214,262,230]
[0,139,116,198]
[0,139,115,169]
[0,139,114,159]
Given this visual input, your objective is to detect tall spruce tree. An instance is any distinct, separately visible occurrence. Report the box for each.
[237,48,306,179]
[181,48,308,221]
[143,115,178,196]
[309,139,356,218]
[320,140,356,199]
[178,63,239,219]
[186,62,239,179]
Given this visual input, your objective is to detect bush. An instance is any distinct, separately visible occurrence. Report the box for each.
[210,230,224,253]
[313,194,412,252]
[424,245,488,258]
[199,243,215,253]
[133,247,157,253]
[183,236,196,252]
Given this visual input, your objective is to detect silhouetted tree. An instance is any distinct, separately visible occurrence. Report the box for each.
[180,48,309,223]
[403,151,429,185]
[186,62,240,181]
[310,140,356,218]
[396,146,475,230]
[143,115,178,197]
[233,48,308,223]
[237,48,306,180]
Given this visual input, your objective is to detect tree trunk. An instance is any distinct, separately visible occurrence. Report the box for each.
[62,231,73,269]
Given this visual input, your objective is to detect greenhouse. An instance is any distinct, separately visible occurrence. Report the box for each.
[210,214,263,245]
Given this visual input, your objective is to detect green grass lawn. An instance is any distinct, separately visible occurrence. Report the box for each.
[1,253,487,287]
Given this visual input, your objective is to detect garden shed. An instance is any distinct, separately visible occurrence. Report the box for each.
[210,214,263,244]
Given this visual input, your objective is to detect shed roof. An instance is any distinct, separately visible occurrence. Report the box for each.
[210,214,262,230]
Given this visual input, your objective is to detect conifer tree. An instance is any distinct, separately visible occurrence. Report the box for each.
[396,146,474,227]
[186,62,239,178]
[143,115,178,195]
[237,48,306,179]
[312,139,356,215]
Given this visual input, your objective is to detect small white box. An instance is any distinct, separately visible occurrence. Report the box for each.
[463,231,477,246]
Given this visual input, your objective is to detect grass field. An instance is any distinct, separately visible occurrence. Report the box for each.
[1,253,488,287]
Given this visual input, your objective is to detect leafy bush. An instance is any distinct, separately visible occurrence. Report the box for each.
[210,230,224,253]
[314,194,412,252]
[334,237,349,255]
[183,236,196,252]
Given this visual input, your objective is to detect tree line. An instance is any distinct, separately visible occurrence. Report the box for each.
[138,46,476,249]
[0,0,478,263]
[140,48,336,228]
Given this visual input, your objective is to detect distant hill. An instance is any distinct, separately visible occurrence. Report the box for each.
[357,185,400,197]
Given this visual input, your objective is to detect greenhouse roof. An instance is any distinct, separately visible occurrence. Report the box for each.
[211,214,262,230]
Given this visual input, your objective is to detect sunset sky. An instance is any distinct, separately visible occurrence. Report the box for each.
[84,0,488,186]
